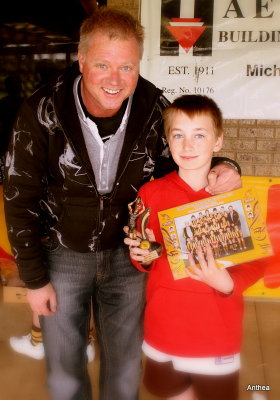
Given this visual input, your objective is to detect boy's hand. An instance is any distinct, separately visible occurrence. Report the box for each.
[186,244,234,294]
[206,163,241,195]
[123,226,155,264]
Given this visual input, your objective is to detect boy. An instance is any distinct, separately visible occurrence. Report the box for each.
[124,95,265,400]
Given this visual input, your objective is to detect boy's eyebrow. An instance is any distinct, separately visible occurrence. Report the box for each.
[193,127,208,131]
[170,126,209,132]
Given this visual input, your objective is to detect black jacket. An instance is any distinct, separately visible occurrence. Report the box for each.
[4,63,172,288]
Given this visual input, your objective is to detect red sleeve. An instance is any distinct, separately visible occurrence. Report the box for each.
[129,186,153,273]
[130,257,151,273]
[228,184,280,294]
[263,184,280,288]
[228,259,265,295]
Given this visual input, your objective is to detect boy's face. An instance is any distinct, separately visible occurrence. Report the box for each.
[167,111,223,179]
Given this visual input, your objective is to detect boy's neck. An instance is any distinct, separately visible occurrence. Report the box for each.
[178,168,209,192]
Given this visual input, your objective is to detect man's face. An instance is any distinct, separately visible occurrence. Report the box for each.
[78,31,141,117]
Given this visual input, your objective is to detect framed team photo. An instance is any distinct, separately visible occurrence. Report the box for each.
[158,186,273,280]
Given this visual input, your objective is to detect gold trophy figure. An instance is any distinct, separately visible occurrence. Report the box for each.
[127,197,162,264]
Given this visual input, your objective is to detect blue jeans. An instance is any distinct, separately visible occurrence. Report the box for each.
[40,243,146,400]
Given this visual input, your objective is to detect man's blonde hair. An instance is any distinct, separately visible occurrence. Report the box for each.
[78,7,144,57]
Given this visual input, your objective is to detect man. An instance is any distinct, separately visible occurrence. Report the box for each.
[183,221,194,241]
[228,205,241,228]
[4,7,241,400]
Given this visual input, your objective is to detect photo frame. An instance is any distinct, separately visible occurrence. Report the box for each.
[158,186,273,280]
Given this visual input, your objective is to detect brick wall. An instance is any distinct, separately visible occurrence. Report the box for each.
[220,119,280,177]
[108,0,280,178]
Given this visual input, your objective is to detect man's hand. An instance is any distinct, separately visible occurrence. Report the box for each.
[206,163,241,195]
[27,283,57,316]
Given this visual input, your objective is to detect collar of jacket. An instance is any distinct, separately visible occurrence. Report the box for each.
[53,62,162,190]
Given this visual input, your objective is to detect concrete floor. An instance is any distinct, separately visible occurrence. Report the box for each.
[0,285,279,400]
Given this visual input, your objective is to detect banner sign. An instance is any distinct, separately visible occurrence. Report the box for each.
[140,0,280,119]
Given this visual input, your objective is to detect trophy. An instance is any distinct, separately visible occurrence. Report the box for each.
[127,197,162,264]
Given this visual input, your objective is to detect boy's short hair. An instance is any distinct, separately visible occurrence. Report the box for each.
[78,7,144,56]
[163,94,223,139]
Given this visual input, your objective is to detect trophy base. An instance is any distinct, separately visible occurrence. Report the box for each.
[140,240,162,264]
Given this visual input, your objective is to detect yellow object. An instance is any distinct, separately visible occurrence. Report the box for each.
[0,185,11,254]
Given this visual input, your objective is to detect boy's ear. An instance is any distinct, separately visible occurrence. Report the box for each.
[213,133,224,152]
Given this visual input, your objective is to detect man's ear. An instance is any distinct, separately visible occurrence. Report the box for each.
[213,133,223,153]
[78,52,85,73]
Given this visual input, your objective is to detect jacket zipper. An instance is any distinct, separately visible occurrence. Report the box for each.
[56,120,106,250]
[96,196,104,251]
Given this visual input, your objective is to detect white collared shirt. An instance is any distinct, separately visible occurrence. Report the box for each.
[73,75,132,194]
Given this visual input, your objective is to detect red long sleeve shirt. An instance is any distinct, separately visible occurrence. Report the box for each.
[132,172,265,357]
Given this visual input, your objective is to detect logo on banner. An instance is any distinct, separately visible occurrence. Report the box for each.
[166,18,206,54]
[160,0,277,57]
[160,0,214,56]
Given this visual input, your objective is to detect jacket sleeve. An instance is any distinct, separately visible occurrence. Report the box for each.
[211,156,241,175]
[3,100,50,289]
[152,94,177,179]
